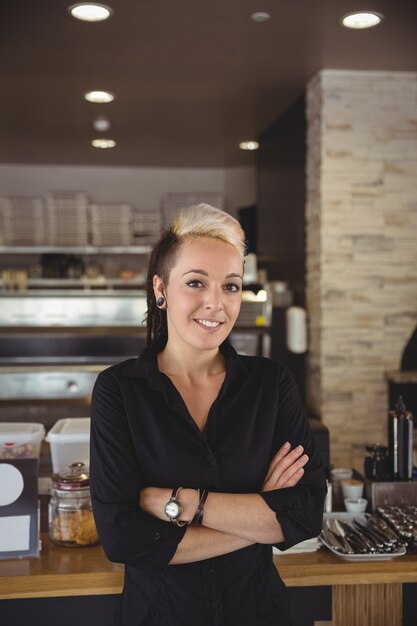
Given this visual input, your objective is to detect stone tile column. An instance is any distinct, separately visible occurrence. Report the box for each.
[306,70,417,467]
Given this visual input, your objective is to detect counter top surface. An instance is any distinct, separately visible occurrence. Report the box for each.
[1,534,417,600]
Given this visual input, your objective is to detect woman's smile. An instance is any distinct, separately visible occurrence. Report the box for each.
[193,318,224,331]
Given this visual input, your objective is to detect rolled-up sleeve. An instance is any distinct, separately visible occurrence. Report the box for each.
[259,365,327,551]
[90,370,187,573]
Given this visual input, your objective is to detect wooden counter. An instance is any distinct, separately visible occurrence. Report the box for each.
[1,535,416,625]
[0,535,123,600]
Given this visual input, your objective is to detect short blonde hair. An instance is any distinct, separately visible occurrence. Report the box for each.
[171,204,246,259]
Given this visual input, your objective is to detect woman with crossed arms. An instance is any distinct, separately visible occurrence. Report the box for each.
[90,204,327,626]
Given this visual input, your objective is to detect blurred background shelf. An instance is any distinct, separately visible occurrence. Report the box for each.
[0,246,152,254]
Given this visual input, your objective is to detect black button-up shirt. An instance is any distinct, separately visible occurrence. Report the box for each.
[90,340,326,626]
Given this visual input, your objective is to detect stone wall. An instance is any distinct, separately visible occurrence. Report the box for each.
[306,70,417,468]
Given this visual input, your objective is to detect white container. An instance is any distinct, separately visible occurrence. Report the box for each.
[0,422,45,459]
[330,468,353,483]
[344,497,368,513]
[341,479,364,500]
[286,306,308,354]
[330,468,353,507]
[46,418,90,474]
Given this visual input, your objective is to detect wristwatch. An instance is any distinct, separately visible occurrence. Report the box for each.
[164,487,185,525]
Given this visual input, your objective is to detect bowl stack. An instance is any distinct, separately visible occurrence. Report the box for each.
[45,192,89,246]
[90,203,133,247]
[0,196,47,246]
[132,209,161,246]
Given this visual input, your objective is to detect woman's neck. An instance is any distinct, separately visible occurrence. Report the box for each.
[157,341,225,382]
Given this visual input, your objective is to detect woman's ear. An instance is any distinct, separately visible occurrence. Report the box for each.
[153,274,165,300]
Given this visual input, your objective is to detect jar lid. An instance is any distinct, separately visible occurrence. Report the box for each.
[52,462,90,490]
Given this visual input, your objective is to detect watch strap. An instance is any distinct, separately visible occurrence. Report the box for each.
[191,488,209,526]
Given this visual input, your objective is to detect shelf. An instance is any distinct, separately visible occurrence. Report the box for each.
[0,278,146,291]
[0,245,152,255]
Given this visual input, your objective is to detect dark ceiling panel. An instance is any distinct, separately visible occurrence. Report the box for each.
[0,0,416,167]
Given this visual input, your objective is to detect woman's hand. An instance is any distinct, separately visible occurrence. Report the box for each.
[261,442,308,492]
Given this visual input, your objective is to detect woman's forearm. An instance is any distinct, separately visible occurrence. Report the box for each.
[202,492,284,544]
[140,446,308,546]
[169,525,253,565]
[140,488,284,544]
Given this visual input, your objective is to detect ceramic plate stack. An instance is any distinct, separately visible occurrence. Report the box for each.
[90,203,133,247]
[0,196,46,246]
[132,210,161,246]
[45,192,89,246]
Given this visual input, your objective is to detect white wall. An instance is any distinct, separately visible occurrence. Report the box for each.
[0,164,256,217]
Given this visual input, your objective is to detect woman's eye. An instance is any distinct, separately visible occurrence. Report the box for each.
[185,280,203,288]
[224,283,240,292]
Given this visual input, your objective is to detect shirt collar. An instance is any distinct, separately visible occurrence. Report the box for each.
[119,337,251,384]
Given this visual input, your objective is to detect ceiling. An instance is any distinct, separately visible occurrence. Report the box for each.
[1,0,416,168]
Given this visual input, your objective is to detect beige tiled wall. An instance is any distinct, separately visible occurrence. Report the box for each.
[306,70,417,468]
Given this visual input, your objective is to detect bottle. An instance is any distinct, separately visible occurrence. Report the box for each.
[364,444,389,481]
[388,396,414,481]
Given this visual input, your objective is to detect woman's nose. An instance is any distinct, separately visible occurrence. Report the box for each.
[204,290,224,311]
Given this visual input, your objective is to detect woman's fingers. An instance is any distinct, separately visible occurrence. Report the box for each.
[263,442,291,482]
[280,466,305,488]
[265,444,305,481]
[262,445,309,491]
[273,466,305,489]
[267,453,309,489]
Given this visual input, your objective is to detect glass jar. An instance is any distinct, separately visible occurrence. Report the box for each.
[48,462,99,547]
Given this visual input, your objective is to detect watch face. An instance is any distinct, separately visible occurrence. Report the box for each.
[165,500,181,519]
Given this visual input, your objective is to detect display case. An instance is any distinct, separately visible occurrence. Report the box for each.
[0,245,152,292]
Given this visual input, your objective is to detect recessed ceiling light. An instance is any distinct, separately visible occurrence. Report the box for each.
[239,141,259,151]
[341,11,383,29]
[84,90,114,103]
[92,138,116,149]
[250,12,271,23]
[68,3,113,22]
[93,116,111,132]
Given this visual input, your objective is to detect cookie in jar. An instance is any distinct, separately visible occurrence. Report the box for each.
[49,462,99,547]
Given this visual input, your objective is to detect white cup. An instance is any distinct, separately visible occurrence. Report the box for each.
[341,479,364,500]
[330,468,353,506]
[330,468,353,482]
[344,497,368,513]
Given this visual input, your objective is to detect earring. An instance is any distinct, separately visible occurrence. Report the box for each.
[156,296,165,308]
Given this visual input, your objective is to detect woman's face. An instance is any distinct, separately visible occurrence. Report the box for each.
[155,237,243,353]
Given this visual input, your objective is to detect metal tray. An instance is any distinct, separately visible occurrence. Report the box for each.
[320,512,407,561]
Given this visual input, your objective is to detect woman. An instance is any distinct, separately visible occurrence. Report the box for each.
[90,204,327,626]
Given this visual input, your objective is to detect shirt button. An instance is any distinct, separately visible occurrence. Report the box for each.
[292,503,299,509]
[208,568,215,576]
[207,454,213,463]
[211,601,218,609]
[154,532,161,540]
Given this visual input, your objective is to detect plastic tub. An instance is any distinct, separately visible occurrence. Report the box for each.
[46,418,91,474]
[0,422,45,459]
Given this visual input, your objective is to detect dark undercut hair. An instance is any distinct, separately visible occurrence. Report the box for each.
[145,228,181,346]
